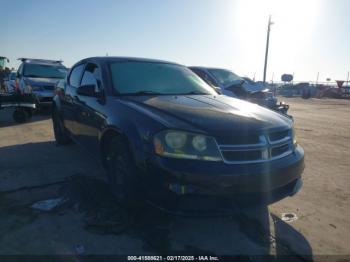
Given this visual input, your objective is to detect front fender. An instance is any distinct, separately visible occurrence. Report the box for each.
[100,121,150,168]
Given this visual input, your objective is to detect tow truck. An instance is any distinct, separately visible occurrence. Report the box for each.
[0,93,36,123]
[0,56,36,123]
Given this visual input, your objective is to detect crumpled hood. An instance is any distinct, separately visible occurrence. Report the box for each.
[24,77,60,87]
[122,95,292,134]
[242,81,266,93]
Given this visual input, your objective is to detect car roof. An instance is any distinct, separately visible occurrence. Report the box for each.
[22,61,65,67]
[78,56,181,65]
[19,58,65,67]
[189,66,229,71]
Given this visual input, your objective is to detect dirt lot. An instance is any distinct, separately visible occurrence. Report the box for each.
[0,97,349,258]
[271,97,350,256]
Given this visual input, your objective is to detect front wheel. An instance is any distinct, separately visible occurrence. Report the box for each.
[52,108,71,145]
[104,137,140,207]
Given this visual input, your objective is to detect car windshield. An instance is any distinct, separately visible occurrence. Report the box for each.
[242,77,255,85]
[208,69,243,88]
[23,64,67,79]
[109,61,217,95]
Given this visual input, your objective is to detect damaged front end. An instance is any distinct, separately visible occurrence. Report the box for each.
[226,85,291,117]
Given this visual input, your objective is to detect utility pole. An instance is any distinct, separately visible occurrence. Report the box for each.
[347,72,349,86]
[316,72,319,86]
[263,15,273,85]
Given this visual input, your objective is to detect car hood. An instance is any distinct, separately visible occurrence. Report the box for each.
[121,95,292,134]
[24,77,61,86]
[242,82,266,92]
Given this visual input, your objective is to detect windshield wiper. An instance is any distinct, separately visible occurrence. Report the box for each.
[177,91,207,95]
[119,91,208,96]
[24,74,40,78]
[120,91,165,96]
[25,75,63,78]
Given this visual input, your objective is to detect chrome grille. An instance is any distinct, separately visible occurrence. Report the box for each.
[216,134,260,145]
[271,144,290,157]
[218,129,293,164]
[269,130,289,142]
[222,150,263,162]
[43,85,55,90]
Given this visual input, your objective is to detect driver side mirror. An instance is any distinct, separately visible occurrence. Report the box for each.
[77,84,99,97]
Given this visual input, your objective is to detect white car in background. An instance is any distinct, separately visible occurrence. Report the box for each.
[189,66,290,115]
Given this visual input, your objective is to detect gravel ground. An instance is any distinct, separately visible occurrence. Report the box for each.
[270,97,350,256]
[0,97,349,258]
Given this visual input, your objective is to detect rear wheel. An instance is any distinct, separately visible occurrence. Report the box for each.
[24,108,33,119]
[52,108,71,145]
[104,137,140,207]
[13,109,28,123]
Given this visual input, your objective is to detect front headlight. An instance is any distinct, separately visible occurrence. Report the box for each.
[165,132,187,149]
[154,130,222,161]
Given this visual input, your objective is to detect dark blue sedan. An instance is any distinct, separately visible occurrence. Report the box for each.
[52,57,304,213]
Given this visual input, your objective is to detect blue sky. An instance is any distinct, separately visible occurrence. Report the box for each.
[1,0,349,82]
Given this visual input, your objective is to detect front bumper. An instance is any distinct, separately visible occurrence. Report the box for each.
[144,146,304,209]
[33,90,54,106]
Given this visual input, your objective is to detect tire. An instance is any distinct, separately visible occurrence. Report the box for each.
[104,137,140,207]
[52,108,71,145]
[24,108,33,119]
[13,109,28,123]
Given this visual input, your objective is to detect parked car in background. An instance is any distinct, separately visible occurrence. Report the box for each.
[52,57,304,213]
[241,77,265,92]
[17,58,67,107]
[189,67,289,115]
[5,71,17,93]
